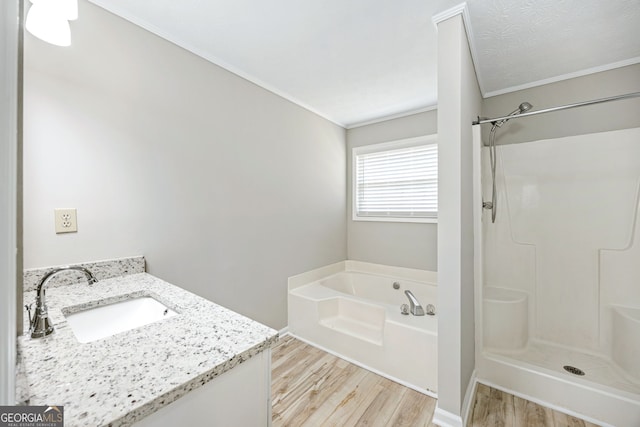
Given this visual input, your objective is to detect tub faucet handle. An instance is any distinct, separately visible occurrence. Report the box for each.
[393,282,400,290]
[426,304,436,316]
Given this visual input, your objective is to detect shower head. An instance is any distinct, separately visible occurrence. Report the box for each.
[519,102,533,113]
[493,101,533,127]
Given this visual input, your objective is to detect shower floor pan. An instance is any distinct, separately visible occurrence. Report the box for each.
[481,340,640,426]
[487,340,640,396]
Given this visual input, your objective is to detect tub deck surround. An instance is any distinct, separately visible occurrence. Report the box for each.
[17,272,278,427]
[288,260,437,290]
[288,261,438,396]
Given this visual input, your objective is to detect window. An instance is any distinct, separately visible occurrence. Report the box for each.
[353,135,437,223]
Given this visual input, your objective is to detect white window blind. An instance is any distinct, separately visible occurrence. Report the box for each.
[354,138,437,222]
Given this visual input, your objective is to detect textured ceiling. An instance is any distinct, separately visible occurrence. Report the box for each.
[467,0,640,96]
[87,0,640,127]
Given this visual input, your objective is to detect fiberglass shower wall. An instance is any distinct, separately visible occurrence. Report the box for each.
[480,126,640,382]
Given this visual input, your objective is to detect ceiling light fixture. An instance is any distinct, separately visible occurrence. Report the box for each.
[58,0,78,20]
[29,0,78,20]
[25,0,78,47]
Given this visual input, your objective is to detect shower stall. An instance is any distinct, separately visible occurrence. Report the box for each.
[473,93,640,426]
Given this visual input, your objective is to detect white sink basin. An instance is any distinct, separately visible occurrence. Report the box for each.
[65,296,178,343]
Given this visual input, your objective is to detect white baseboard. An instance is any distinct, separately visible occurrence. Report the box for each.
[432,407,463,427]
[431,372,476,427]
[278,326,289,338]
[462,370,477,426]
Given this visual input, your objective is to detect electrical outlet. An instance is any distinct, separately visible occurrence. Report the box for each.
[54,208,78,233]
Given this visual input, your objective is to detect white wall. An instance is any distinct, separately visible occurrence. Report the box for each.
[0,0,20,405]
[23,0,346,330]
[459,15,480,416]
[346,111,438,271]
[434,12,481,427]
[482,64,640,146]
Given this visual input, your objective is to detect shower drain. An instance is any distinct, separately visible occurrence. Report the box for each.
[563,365,585,376]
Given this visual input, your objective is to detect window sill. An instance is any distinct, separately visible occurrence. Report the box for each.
[352,216,437,224]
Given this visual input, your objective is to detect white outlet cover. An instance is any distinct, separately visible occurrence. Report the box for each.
[54,208,77,233]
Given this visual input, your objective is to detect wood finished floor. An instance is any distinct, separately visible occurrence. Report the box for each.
[468,383,600,427]
[272,336,601,427]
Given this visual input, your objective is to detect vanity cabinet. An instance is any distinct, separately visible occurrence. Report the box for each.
[135,350,271,427]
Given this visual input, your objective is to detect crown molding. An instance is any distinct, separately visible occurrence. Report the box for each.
[346,104,438,129]
[431,2,467,27]
[432,3,486,97]
[483,56,640,98]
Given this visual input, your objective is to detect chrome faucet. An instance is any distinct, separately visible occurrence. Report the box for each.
[26,266,98,338]
[404,290,425,316]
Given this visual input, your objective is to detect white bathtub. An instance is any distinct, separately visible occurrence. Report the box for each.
[288,261,438,396]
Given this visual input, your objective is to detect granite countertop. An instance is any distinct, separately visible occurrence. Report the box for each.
[17,272,278,427]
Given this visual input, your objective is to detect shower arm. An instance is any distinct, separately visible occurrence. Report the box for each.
[473,92,640,125]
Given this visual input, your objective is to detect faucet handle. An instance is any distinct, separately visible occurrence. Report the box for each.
[25,304,33,328]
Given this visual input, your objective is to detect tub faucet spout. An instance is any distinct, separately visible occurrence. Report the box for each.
[404,290,425,316]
